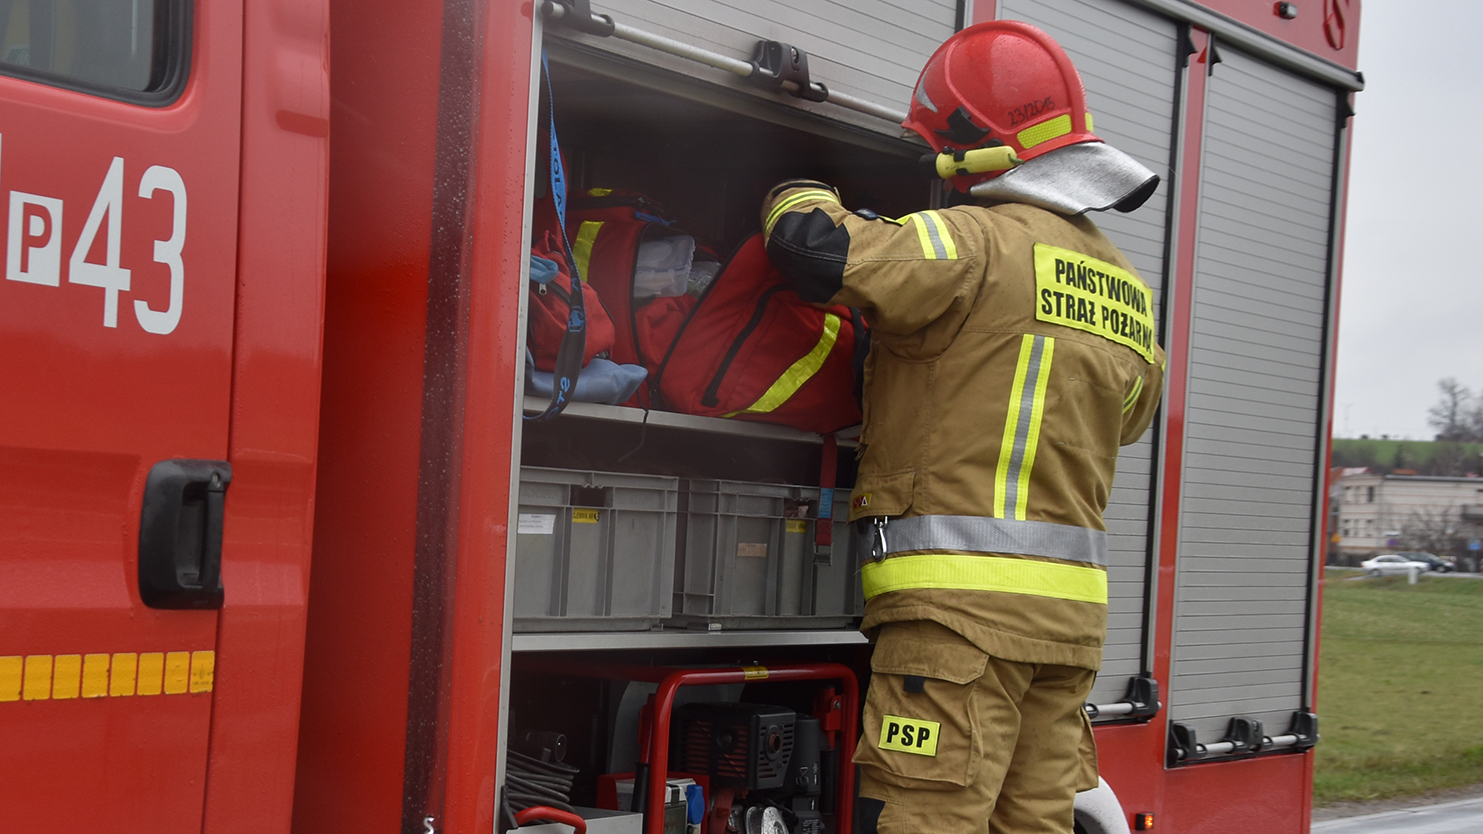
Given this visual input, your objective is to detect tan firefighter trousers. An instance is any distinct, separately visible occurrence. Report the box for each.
[854,620,1098,834]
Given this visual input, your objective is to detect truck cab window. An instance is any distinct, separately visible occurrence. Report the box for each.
[0,0,186,98]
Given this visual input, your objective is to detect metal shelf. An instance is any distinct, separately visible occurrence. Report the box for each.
[522,395,859,445]
[511,627,868,652]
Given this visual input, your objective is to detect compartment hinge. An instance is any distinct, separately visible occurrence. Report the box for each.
[747,40,829,103]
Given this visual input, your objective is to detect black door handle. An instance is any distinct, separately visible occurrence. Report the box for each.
[138,459,232,609]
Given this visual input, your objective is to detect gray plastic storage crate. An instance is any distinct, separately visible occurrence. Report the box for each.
[671,480,863,630]
[812,490,865,626]
[514,468,679,632]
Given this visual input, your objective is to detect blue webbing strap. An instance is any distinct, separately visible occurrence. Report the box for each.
[527,50,586,422]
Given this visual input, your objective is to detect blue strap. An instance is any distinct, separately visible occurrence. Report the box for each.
[527,51,587,422]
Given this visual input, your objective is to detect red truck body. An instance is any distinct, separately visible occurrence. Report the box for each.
[0,1,1361,832]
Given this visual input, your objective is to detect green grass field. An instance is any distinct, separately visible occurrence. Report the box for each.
[1315,571,1483,803]
[1330,437,1483,472]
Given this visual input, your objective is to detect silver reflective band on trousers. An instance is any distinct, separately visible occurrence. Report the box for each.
[873,514,1108,567]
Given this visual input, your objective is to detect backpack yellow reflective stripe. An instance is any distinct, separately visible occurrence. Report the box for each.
[572,220,604,283]
[724,312,843,417]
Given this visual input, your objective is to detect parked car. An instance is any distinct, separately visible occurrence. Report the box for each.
[1360,553,1437,575]
[1397,552,1455,573]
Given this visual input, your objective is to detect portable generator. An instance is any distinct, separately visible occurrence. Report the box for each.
[672,703,796,791]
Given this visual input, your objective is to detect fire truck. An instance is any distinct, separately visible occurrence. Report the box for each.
[0,0,1361,832]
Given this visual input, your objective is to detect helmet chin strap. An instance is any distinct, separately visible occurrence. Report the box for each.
[967,142,1160,216]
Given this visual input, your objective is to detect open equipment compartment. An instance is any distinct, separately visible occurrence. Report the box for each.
[514,34,931,631]
[505,23,927,833]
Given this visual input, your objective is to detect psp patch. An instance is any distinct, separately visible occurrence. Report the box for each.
[879,714,941,757]
[1033,243,1156,363]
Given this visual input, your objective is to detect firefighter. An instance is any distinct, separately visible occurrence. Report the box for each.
[760,22,1166,834]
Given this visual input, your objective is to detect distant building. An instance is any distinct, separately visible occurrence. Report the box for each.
[1334,470,1483,565]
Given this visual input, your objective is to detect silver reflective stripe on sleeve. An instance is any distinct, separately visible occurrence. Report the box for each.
[882,514,1108,567]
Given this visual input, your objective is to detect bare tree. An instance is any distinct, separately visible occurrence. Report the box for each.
[1428,378,1478,442]
[1399,507,1478,570]
[1428,441,1476,477]
[1468,399,1483,443]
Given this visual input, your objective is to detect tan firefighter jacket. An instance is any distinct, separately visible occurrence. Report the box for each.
[761,180,1165,670]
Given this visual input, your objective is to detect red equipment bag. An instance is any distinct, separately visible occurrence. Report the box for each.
[653,234,866,435]
[566,188,686,371]
[527,225,615,372]
[566,189,696,403]
[527,164,615,373]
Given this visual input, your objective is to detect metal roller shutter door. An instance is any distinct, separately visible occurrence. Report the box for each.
[1169,46,1335,744]
[564,0,957,133]
[998,0,1180,707]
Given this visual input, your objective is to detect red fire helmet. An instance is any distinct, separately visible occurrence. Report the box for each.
[904,21,1100,186]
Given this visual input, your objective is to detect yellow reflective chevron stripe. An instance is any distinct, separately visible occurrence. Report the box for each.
[907,211,958,260]
[861,554,1107,604]
[571,221,604,283]
[1,650,215,702]
[724,313,842,417]
[994,335,1055,520]
[1123,374,1144,414]
[765,190,841,236]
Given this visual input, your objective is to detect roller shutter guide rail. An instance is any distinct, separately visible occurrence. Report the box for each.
[541,0,909,124]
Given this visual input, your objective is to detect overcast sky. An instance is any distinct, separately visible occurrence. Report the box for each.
[1333,0,1483,439]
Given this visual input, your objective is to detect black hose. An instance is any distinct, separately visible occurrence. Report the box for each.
[505,749,582,825]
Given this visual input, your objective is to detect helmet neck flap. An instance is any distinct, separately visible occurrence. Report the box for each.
[968,142,1160,216]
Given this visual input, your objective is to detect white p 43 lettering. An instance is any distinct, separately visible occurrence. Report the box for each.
[6,149,188,335]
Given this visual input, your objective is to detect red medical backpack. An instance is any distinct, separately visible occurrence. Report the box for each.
[568,190,866,433]
[526,154,615,373]
[652,234,866,435]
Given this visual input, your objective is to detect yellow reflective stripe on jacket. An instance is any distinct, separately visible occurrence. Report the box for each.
[572,220,604,283]
[906,211,958,260]
[765,190,841,236]
[993,335,1055,520]
[1123,375,1144,414]
[861,553,1108,604]
[724,312,842,417]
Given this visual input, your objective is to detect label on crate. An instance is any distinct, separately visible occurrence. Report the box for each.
[737,542,767,558]
[786,520,808,534]
[572,509,601,524]
[517,514,555,535]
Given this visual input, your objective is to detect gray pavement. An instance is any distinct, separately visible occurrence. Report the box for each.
[1312,795,1483,833]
